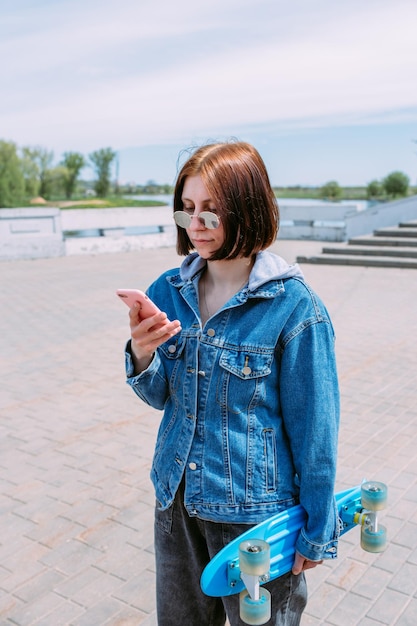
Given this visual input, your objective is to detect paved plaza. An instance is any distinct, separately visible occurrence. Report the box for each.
[0,239,416,625]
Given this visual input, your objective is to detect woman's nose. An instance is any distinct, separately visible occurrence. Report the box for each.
[188,213,206,230]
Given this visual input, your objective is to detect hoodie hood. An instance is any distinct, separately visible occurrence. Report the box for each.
[179,250,304,291]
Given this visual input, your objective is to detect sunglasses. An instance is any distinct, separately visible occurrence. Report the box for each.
[173,211,220,230]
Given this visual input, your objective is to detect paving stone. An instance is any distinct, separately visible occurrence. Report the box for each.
[112,570,156,614]
[300,616,322,625]
[350,566,392,600]
[30,600,85,626]
[12,568,66,603]
[391,521,417,551]
[69,597,126,626]
[388,561,417,596]
[66,571,125,608]
[396,598,417,626]
[0,594,25,622]
[326,591,371,625]
[303,582,346,619]
[366,588,411,624]
[0,244,416,625]
[374,543,412,575]
[325,557,368,591]
[4,590,64,625]
[103,606,149,625]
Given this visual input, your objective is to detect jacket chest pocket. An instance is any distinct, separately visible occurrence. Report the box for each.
[218,349,274,411]
[219,349,274,379]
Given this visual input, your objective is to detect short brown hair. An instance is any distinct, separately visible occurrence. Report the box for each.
[174,141,279,260]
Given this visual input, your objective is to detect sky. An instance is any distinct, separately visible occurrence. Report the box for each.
[1,0,417,187]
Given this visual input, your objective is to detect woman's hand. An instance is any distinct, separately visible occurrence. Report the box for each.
[129,303,181,373]
[292,551,323,575]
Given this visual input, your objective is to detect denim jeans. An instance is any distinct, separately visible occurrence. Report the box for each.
[154,483,307,626]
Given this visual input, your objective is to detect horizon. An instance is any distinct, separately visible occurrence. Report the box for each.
[1,0,417,187]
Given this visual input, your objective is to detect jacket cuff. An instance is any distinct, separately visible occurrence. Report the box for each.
[295,528,338,561]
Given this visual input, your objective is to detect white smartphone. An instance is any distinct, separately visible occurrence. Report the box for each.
[116,289,161,318]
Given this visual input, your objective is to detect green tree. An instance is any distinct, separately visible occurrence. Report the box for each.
[38,148,54,198]
[45,166,69,199]
[382,171,410,198]
[319,180,342,201]
[366,180,383,200]
[21,146,54,199]
[20,147,40,197]
[89,147,116,197]
[0,140,25,207]
[60,152,85,199]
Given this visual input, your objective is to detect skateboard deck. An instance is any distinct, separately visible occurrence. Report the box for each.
[201,482,387,599]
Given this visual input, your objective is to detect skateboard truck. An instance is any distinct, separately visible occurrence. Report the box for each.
[340,481,387,553]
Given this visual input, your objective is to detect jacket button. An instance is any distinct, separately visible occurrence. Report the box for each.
[242,366,252,375]
[168,345,177,353]
[189,462,197,470]
[207,328,216,337]
[198,370,206,376]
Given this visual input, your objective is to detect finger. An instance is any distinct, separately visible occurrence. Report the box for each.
[132,320,181,353]
[148,321,181,342]
[129,305,167,327]
[292,553,323,575]
[302,560,323,571]
[291,552,305,575]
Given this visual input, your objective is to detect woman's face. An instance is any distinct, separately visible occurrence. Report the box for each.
[180,175,225,259]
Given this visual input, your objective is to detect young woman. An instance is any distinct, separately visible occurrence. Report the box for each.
[125,141,340,625]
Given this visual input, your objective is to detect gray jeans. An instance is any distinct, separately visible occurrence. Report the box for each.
[154,484,307,626]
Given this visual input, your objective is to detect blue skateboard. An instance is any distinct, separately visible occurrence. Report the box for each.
[201,481,387,625]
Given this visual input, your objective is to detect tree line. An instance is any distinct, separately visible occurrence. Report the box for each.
[0,140,120,208]
[365,173,411,200]
[318,172,411,202]
[0,138,413,208]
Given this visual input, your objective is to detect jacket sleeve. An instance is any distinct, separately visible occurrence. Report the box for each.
[279,305,340,562]
[125,341,169,410]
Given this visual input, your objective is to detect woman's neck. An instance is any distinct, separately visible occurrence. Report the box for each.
[199,256,255,324]
[204,256,254,289]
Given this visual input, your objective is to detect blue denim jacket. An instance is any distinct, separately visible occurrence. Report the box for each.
[126,250,340,561]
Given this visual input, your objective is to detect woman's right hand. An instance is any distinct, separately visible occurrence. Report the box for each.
[129,303,181,373]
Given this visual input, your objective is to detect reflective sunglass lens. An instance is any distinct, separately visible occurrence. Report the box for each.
[173,211,220,229]
[173,212,191,228]
[200,212,220,229]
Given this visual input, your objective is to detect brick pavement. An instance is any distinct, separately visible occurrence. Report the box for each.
[0,240,416,625]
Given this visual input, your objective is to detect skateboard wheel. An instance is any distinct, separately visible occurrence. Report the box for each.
[361,524,387,553]
[239,588,271,625]
[361,481,387,511]
[239,540,270,576]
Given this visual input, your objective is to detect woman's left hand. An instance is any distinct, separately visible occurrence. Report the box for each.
[292,552,323,575]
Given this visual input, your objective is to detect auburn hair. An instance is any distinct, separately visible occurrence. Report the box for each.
[174,141,279,260]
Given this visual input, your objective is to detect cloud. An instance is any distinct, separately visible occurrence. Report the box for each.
[1,0,417,155]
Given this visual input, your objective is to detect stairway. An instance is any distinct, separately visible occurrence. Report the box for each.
[297,220,417,269]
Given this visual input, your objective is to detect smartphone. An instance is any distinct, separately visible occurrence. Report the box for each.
[116,289,161,318]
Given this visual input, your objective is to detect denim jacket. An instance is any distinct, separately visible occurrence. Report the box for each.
[125,250,340,561]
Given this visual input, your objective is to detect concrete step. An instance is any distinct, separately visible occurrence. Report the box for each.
[322,245,417,258]
[298,219,417,268]
[373,227,417,238]
[348,236,417,247]
[296,254,417,269]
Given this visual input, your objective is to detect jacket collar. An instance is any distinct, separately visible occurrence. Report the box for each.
[168,251,304,297]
